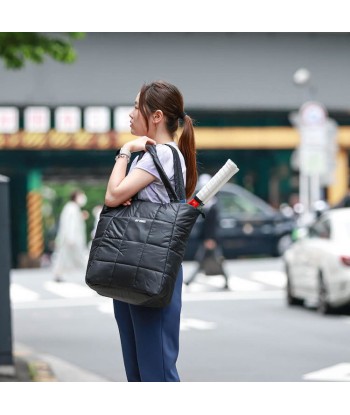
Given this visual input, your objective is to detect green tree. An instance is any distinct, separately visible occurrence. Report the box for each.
[0,32,85,69]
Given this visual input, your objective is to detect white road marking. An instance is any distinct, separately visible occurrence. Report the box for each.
[44,281,97,298]
[98,303,114,314]
[250,271,287,288]
[10,284,40,303]
[13,296,107,310]
[229,275,265,291]
[97,305,218,331]
[183,290,283,302]
[180,318,217,331]
[303,363,350,381]
[185,274,265,292]
[12,290,284,310]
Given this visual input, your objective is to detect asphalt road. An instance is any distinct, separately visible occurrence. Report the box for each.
[10,258,350,382]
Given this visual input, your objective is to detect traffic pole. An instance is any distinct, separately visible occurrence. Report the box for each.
[0,175,13,367]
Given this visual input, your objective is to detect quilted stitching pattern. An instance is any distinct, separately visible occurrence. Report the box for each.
[85,200,201,307]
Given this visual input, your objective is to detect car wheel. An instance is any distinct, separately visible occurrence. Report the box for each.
[317,273,332,315]
[286,266,303,306]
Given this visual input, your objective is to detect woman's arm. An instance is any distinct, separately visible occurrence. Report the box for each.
[104,136,156,207]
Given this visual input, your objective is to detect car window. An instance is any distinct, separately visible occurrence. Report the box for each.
[217,192,267,215]
[309,218,330,239]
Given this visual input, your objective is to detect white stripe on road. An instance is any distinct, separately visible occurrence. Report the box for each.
[185,274,265,292]
[44,281,97,298]
[98,304,218,331]
[229,275,265,291]
[183,290,283,302]
[180,318,217,331]
[303,363,350,381]
[12,290,284,310]
[10,283,40,303]
[250,271,287,288]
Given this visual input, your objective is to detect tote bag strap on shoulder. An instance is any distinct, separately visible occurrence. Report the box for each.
[145,144,186,203]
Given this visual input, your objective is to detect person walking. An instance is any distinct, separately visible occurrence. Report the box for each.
[185,174,230,289]
[104,80,197,382]
[51,189,88,282]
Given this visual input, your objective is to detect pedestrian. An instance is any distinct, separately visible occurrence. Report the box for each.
[104,80,197,382]
[185,174,230,289]
[51,189,89,282]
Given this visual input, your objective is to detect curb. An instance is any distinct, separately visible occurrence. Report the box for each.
[27,360,57,382]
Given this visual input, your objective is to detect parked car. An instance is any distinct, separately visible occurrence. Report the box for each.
[283,208,350,314]
[184,183,296,260]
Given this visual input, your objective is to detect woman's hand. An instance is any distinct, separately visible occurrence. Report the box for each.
[123,136,156,153]
[122,198,132,206]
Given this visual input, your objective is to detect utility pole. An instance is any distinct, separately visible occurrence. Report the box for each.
[0,175,14,373]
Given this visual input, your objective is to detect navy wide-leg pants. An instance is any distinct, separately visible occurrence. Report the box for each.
[113,266,183,382]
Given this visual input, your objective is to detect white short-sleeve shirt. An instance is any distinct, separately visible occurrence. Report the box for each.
[129,142,187,203]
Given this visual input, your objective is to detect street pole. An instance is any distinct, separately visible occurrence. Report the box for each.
[0,175,14,369]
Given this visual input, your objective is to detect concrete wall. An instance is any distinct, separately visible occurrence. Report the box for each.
[0,33,350,111]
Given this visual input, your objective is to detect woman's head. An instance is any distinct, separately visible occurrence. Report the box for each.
[131,80,197,199]
[138,81,185,135]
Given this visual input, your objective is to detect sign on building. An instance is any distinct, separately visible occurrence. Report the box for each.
[84,107,110,133]
[24,107,50,133]
[55,107,81,133]
[114,107,133,132]
[0,107,19,134]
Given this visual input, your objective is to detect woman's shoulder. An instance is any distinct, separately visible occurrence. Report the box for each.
[156,143,184,161]
[155,143,174,156]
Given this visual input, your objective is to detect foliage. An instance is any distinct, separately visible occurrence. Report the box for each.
[0,32,85,69]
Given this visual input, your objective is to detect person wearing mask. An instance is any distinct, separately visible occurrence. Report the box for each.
[103,80,197,382]
[52,189,88,282]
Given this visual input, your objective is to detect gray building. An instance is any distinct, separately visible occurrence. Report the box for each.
[0,33,349,111]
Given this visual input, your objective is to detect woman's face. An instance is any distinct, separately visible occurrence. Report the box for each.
[129,93,148,136]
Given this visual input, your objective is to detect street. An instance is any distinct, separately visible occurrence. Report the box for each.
[10,257,350,382]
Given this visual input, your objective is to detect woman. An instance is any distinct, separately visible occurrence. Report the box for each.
[52,189,88,282]
[104,80,197,382]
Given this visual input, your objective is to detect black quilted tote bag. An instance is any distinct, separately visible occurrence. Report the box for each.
[85,144,202,307]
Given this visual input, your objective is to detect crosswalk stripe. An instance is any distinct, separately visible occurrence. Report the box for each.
[10,283,40,303]
[44,281,97,298]
[250,271,287,288]
[97,305,217,331]
[185,274,265,292]
[303,363,350,381]
[229,275,265,291]
[180,318,217,331]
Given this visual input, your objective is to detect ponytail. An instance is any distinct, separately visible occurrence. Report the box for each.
[178,115,197,200]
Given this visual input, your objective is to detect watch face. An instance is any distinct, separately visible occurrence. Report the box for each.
[300,102,327,125]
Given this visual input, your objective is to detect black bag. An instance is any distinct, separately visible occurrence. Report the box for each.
[202,248,225,276]
[85,144,202,307]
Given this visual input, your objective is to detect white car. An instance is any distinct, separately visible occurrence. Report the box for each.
[283,208,350,314]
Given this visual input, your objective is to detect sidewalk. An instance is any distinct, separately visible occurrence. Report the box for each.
[0,343,109,382]
[0,347,57,382]
[0,357,56,382]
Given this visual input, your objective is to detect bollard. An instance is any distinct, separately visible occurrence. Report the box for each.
[0,175,13,367]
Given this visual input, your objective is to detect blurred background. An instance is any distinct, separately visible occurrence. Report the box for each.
[2,32,350,382]
[0,32,349,268]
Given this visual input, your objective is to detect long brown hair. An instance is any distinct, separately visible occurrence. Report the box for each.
[138,80,197,199]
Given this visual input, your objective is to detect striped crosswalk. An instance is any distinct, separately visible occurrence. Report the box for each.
[10,271,286,307]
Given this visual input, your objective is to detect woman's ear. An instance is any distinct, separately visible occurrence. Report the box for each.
[153,109,163,124]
